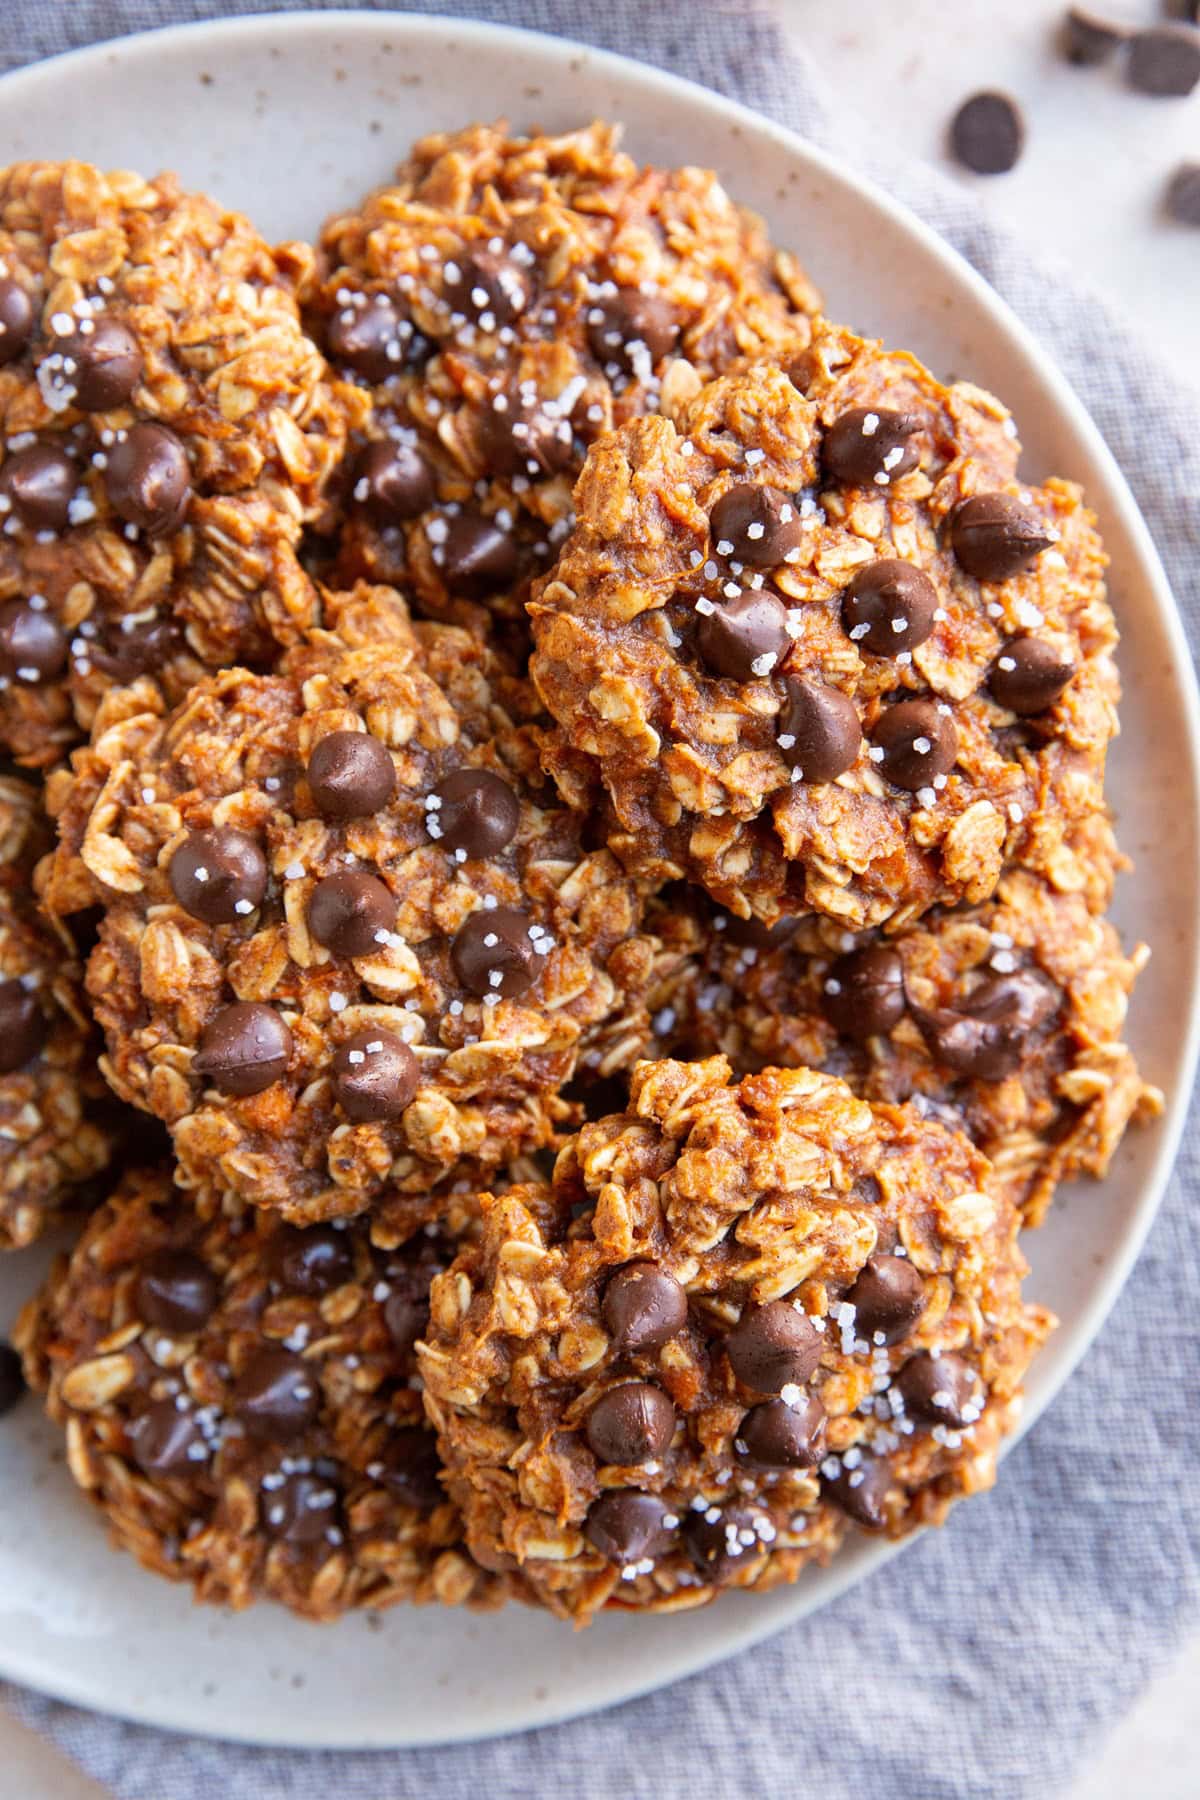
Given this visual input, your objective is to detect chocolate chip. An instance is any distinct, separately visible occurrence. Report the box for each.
[1061,8,1128,65]
[351,439,435,523]
[332,1028,420,1122]
[0,1342,25,1415]
[443,248,529,327]
[777,678,862,782]
[268,1225,354,1296]
[967,968,1061,1033]
[136,1250,219,1334]
[382,1271,431,1356]
[1127,25,1200,96]
[896,1351,982,1429]
[104,423,191,535]
[90,613,181,682]
[306,730,395,820]
[845,1255,925,1344]
[479,386,575,478]
[709,484,805,569]
[1167,163,1200,225]
[988,635,1076,714]
[0,443,76,531]
[822,1452,892,1528]
[726,1300,822,1394]
[168,827,267,925]
[127,1400,207,1475]
[842,559,937,656]
[586,1381,676,1464]
[262,1470,340,1543]
[0,979,46,1074]
[58,315,142,410]
[586,288,679,373]
[823,408,921,487]
[738,1393,827,1468]
[719,911,799,951]
[950,91,1025,174]
[873,698,958,791]
[326,291,416,382]
[451,905,546,1000]
[426,768,520,858]
[585,1490,675,1566]
[822,945,906,1042]
[915,967,1060,1081]
[194,1001,292,1097]
[695,588,791,683]
[234,1347,321,1443]
[0,278,34,366]
[0,600,67,683]
[602,1263,688,1353]
[308,871,395,958]
[683,1502,773,1583]
[441,509,518,598]
[376,1425,443,1509]
[950,493,1057,581]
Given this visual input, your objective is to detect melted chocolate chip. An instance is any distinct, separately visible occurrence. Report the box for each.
[586,289,679,374]
[127,1400,207,1475]
[842,559,937,656]
[326,291,417,382]
[585,1490,675,1566]
[168,827,267,925]
[709,484,805,568]
[306,731,395,820]
[234,1347,321,1443]
[0,278,34,367]
[443,248,529,327]
[0,979,46,1074]
[872,698,958,791]
[988,635,1076,714]
[136,1250,219,1334]
[0,601,67,683]
[194,1002,292,1097]
[683,1502,774,1583]
[441,509,518,598]
[602,1263,689,1353]
[308,871,395,959]
[777,678,862,782]
[896,1351,982,1429]
[58,315,142,410]
[331,1029,420,1122]
[822,945,907,1042]
[426,768,520,858]
[268,1225,354,1296]
[0,443,76,531]
[950,494,1057,581]
[726,1301,822,1394]
[822,1452,892,1528]
[382,1269,431,1356]
[845,1254,925,1344]
[823,408,921,487]
[696,589,791,682]
[352,439,435,523]
[377,1425,443,1510]
[451,906,546,1000]
[738,1393,827,1468]
[262,1470,340,1543]
[479,387,575,478]
[0,1342,25,1415]
[90,614,181,682]
[950,92,1025,175]
[915,967,1060,1081]
[104,423,191,535]
[586,1381,676,1465]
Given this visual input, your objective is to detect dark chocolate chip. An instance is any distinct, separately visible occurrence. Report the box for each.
[0,278,34,367]
[1167,163,1200,225]
[1127,25,1200,96]
[896,1350,982,1429]
[0,979,46,1074]
[451,905,546,1000]
[967,967,1061,1032]
[1061,8,1129,65]
[326,291,416,382]
[0,1342,25,1415]
[586,1381,676,1464]
[845,1254,925,1344]
[127,1400,207,1475]
[0,601,67,683]
[194,1001,292,1097]
[585,1490,675,1565]
[262,1470,340,1543]
[709,484,805,569]
[443,248,529,327]
[719,911,799,951]
[306,731,395,820]
[822,1452,892,1528]
[872,698,958,791]
[331,1028,420,1122]
[726,1300,822,1394]
[135,1250,219,1334]
[426,767,520,858]
[234,1347,321,1443]
[382,1270,431,1356]
[0,443,76,531]
[440,509,519,598]
[376,1425,443,1510]
[822,945,906,1042]
[602,1262,689,1353]
[104,423,191,535]
[988,635,1076,714]
[915,967,1060,1080]
[950,493,1057,581]
[950,91,1025,174]
[777,677,862,781]
[823,408,921,487]
[697,589,791,683]
[683,1502,774,1582]
[268,1225,354,1296]
[479,386,575,477]
[90,614,181,682]
[57,315,142,410]
[168,827,267,926]
[308,870,395,958]
[842,559,937,656]
[586,288,679,373]
[351,439,435,523]
[738,1393,827,1469]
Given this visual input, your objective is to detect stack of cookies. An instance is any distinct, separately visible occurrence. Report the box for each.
[0,123,1159,1627]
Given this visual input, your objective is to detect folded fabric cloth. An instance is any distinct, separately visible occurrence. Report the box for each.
[3,5,1198,1799]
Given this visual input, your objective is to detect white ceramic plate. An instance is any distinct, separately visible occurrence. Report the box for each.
[0,9,1196,1752]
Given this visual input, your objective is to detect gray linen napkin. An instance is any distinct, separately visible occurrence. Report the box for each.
[3,5,1198,1798]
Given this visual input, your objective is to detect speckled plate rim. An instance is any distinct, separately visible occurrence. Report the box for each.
[0,7,1196,1751]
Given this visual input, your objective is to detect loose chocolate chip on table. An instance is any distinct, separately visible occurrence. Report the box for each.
[0,1342,25,1416]
[426,767,520,858]
[822,945,907,1042]
[351,440,435,523]
[950,91,1025,175]
[586,1381,676,1464]
[1127,25,1200,96]
[451,905,546,1000]
[307,730,395,820]
[59,315,142,411]
[726,1300,822,1393]
[194,1001,292,1097]
[709,483,805,568]
[845,1254,926,1344]
[0,277,34,366]
[262,1471,340,1543]
[1167,163,1200,225]
[823,408,921,487]
[136,1249,219,1334]
[777,677,862,781]
[683,1503,773,1583]
[331,1028,420,1122]
[234,1347,321,1443]
[443,248,529,326]
[127,1400,207,1475]
[0,600,67,682]
[696,589,791,682]
[308,870,395,958]
[440,509,519,598]
[842,559,937,656]
[602,1262,689,1353]
[586,288,679,373]
[168,827,268,926]
[988,635,1076,714]
[383,1270,431,1355]
[105,422,191,534]
[268,1225,354,1296]
[377,1425,443,1509]
[1061,8,1129,66]
[585,1490,676,1566]
[872,698,958,791]
[950,493,1057,580]
[738,1394,827,1469]
[0,443,76,531]
[822,1452,892,1529]
[896,1350,982,1429]
[327,291,415,382]
[0,978,46,1074]
[480,388,574,477]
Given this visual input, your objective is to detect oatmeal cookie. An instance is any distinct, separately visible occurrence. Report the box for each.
[15,1166,500,1618]
[0,160,357,766]
[44,583,658,1224]
[309,121,819,648]
[531,317,1118,930]
[419,1056,1052,1623]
